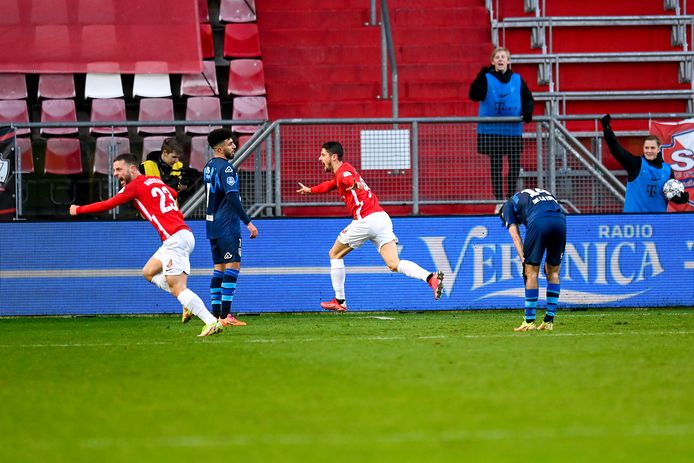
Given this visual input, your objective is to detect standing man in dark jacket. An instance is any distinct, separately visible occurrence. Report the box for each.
[469,47,535,209]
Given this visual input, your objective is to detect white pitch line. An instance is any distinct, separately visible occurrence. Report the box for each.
[2,330,692,349]
[76,423,694,449]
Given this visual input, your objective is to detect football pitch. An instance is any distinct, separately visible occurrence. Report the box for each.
[1,309,692,463]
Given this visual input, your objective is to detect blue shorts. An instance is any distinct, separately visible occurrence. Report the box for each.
[523,214,566,266]
[210,234,242,264]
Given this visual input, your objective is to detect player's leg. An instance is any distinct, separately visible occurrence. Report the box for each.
[209,238,224,318]
[539,218,566,331]
[321,238,353,311]
[212,234,245,326]
[514,225,541,331]
[142,249,170,292]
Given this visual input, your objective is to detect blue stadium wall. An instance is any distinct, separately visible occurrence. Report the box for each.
[1,215,693,315]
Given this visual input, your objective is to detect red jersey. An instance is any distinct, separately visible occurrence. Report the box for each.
[310,162,383,220]
[75,175,189,242]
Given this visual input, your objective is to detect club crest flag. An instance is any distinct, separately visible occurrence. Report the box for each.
[649,119,694,212]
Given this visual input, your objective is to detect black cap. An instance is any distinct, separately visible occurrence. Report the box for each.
[207,128,234,149]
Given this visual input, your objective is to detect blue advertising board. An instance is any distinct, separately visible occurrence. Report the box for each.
[1,214,692,315]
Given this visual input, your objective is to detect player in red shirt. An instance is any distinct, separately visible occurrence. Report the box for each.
[297,141,444,311]
[69,153,223,337]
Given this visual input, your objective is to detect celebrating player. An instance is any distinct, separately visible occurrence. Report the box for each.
[297,141,444,312]
[69,153,223,337]
[500,188,567,331]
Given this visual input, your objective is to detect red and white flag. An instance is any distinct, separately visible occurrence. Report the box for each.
[650,119,694,212]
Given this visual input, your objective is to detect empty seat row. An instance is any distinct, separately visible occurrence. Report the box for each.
[0,60,265,100]
[0,96,268,136]
[197,0,257,24]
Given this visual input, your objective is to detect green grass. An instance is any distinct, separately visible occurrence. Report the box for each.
[1,309,693,463]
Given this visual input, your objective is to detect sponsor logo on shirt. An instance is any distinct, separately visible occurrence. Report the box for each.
[227,176,236,186]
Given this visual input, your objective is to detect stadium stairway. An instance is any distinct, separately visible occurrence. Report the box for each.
[256,0,492,119]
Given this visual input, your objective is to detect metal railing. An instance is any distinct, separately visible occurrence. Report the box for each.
[368,0,398,118]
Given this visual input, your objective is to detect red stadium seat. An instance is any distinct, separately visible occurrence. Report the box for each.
[90,98,127,136]
[0,100,31,136]
[200,23,215,60]
[223,24,261,59]
[38,74,76,99]
[219,0,256,23]
[232,96,268,133]
[15,137,34,174]
[185,97,222,135]
[137,98,175,135]
[189,136,212,172]
[93,137,130,175]
[227,59,266,96]
[84,73,124,99]
[142,136,168,159]
[180,61,219,97]
[40,99,78,137]
[0,74,27,99]
[198,0,209,22]
[44,138,82,175]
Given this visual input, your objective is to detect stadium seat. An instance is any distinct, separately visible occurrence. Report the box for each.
[200,23,215,60]
[185,97,222,135]
[44,138,82,175]
[90,98,127,136]
[137,98,175,135]
[189,136,212,172]
[180,61,219,97]
[37,74,76,99]
[15,137,34,174]
[93,137,130,175]
[219,0,257,23]
[40,99,78,137]
[227,59,266,96]
[0,100,31,136]
[133,74,173,98]
[84,73,124,99]
[232,96,268,133]
[223,24,261,59]
[197,0,209,22]
[142,136,168,159]
[0,74,27,99]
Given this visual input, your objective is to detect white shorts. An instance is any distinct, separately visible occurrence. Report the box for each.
[337,210,397,251]
[152,229,194,276]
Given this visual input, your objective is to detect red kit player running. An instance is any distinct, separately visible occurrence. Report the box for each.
[297,141,444,311]
[69,153,223,337]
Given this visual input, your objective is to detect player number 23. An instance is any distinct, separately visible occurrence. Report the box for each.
[152,187,179,213]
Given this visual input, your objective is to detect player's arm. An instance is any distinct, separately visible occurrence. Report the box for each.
[600,114,641,181]
[507,223,525,262]
[296,179,337,195]
[225,191,258,238]
[69,188,133,215]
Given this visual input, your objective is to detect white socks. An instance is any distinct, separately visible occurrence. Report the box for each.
[397,260,430,282]
[330,258,346,300]
[150,273,172,293]
[177,288,216,325]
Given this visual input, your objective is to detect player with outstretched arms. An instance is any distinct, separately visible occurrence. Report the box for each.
[297,141,444,312]
[69,153,223,337]
[500,188,567,331]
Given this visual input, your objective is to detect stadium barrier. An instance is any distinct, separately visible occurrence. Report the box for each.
[1,213,692,315]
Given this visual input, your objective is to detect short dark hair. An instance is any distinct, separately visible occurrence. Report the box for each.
[114,153,139,166]
[161,137,184,156]
[322,141,344,160]
[644,135,661,147]
[207,128,236,149]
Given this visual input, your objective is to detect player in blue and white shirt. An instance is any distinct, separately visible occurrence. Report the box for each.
[500,188,566,331]
[202,128,258,327]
